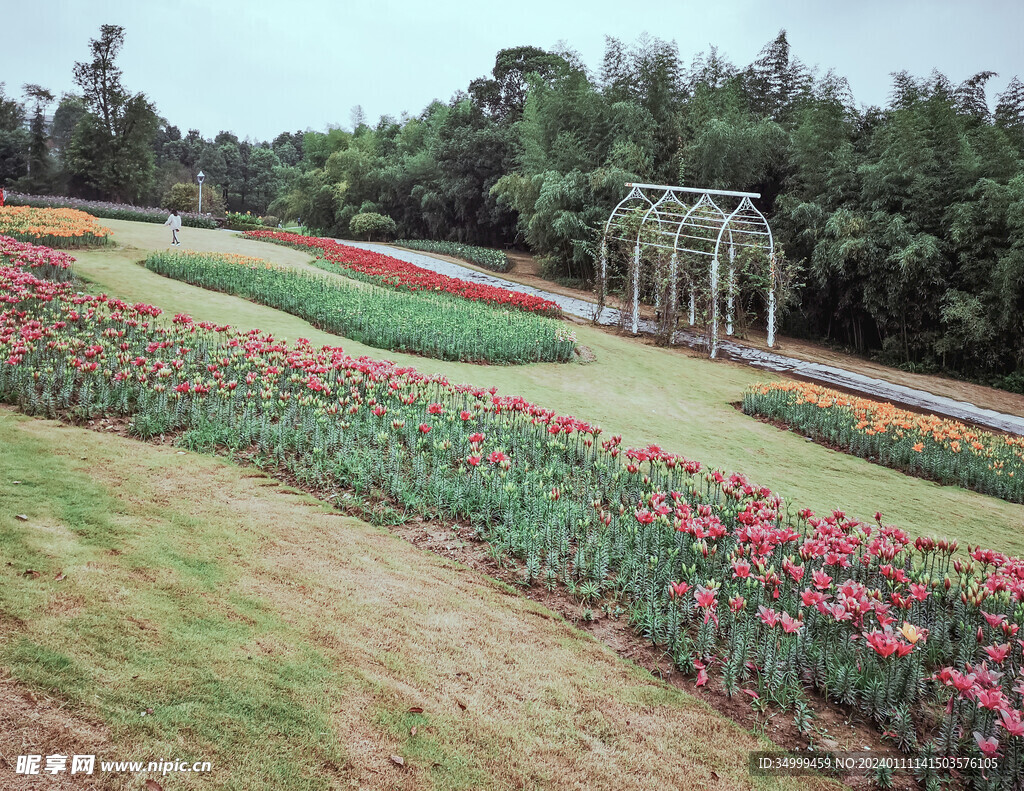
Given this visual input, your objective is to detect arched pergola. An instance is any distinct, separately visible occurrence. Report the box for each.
[597,183,777,358]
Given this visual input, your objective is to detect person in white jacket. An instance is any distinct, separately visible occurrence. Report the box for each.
[164,210,183,246]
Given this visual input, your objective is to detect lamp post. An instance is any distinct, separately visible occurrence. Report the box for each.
[197,170,205,214]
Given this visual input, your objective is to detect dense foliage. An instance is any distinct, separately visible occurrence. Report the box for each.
[395,239,512,272]
[222,211,267,231]
[244,231,561,315]
[0,206,112,247]
[5,27,1023,384]
[162,181,226,216]
[144,250,575,364]
[3,238,1024,788]
[743,382,1024,504]
[273,35,1024,384]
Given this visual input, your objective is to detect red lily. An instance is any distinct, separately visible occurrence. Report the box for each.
[974,732,1000,758]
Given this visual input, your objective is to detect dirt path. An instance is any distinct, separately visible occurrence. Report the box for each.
[358,241,1024,435]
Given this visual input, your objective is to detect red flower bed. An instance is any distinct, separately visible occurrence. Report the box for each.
[243,230,560,316]
[5,235,1024,783]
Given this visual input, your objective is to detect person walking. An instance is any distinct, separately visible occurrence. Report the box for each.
[164,209,182,246]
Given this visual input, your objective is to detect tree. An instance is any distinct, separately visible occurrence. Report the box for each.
[162,181,225,215]
[21,84,55,189]
[469,46,572,120]
[266,35,1024,385]
[217,136,242,208]
[350,105,367,131]
[50,94,87,159]
[954,71,997,122]
[742,31,812,120]
[0,83,28,183]
[272,131,302,166]
[66,25,159,200]
[995,76,1024,149]
[247,146,282,211]
[0,130,29,184]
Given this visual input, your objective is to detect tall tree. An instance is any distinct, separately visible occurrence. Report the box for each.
[954,71,997,122]
[469,46,572,120]
[66,25,158,201]
[0,83,28,183]
[22,84,55,188]
[50,94,87,159]
[743,30,812,120]
[995,76,1024,150]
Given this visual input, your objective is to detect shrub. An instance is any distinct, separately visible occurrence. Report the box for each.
[999,370,1024,395]
[162,182,225,217]
[223,211,264,231]
[260,215,281,228]
[334,204,357,237]
[349,212,397,241]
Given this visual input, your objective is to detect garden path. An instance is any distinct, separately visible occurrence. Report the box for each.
[341,240,1024,436]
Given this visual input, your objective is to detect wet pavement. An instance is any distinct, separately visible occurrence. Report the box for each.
[341,241,1024,436]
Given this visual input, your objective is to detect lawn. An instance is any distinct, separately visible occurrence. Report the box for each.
[0,407,834,791]
[70,219,1024,555]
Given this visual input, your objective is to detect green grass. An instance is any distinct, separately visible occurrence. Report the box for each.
[68,218,1024,555]
[0,414,349,788]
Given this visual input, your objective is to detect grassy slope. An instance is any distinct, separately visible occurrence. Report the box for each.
[381,243,1024,421]
[70,219,1024,555]
[0,408,835,791]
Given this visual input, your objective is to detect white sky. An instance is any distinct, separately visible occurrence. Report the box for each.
[3,0,1022,141]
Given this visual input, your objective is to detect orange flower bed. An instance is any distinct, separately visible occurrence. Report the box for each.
[0,206,113,248]
[743,381,1024,503]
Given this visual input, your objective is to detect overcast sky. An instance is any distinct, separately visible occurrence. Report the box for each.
[3,0,1022,141]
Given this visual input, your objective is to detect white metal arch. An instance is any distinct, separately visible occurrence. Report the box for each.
[597,182,778,358]
[627,188,681,334]
[672,194,727,330]
[597,185,656,322]
[710,195,776,357]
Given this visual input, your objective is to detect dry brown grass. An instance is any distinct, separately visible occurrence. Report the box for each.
[0,674,120,791]
[0,408,839,791]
